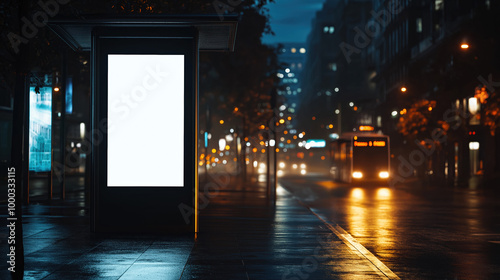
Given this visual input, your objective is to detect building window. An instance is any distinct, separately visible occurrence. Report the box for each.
[299,48,306,54]
[328,63,337,71]
[435,0,443,11]
[416,18,423,33]
[323,26,334,34]
[291,48,297,53]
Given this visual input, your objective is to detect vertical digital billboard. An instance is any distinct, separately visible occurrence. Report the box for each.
[66,77,73,114]
[107,54,185,187]
[29,86,52,172]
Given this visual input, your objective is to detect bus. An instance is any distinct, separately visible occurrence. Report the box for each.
[329,132,390,183]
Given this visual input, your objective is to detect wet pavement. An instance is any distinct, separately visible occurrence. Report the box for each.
[0,174,403,279]
[280,174,500,280]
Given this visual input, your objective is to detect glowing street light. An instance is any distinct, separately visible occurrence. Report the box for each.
[460,43,469,50]
[400,87,407,92]
[468,97,479,115]
[219,138,226,151]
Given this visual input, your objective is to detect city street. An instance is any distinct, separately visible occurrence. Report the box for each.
[2,1,500,279]
[280,174,500,280]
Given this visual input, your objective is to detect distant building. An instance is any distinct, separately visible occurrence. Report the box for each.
[369,0,500,180]
[275,42,307,116]
[298,0,375,139]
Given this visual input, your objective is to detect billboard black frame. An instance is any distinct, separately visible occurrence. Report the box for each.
[90,27,197,233]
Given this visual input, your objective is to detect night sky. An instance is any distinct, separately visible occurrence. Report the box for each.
[262,0,326,45]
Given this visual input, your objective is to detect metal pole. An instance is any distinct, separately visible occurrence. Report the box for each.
[59,49,67,199]
[272,90,278,202]
[10,41,29,279]
[266,136,270,196]
[205,104,210,183]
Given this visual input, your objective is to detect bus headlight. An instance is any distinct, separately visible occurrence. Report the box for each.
[352,171,363,179]
[378,171,389,179]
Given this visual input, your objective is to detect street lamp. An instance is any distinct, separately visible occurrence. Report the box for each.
[219,138,226,151]
[468,97,479,115]
[460,43,469,50]
[400,87,407,93]
[468,96,481,125]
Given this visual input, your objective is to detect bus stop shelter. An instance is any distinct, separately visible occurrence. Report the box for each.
[48,15,238,234]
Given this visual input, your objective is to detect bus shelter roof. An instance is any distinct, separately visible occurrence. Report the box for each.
[48,14,239,52]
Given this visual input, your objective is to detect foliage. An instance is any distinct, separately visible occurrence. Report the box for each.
[397,100,435,139]
[396,99,452,145]
[197,1,279,137]
[483,90,500,136]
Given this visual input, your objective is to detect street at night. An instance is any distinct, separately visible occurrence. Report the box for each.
[280,174,500,279]
[1,0,500,279]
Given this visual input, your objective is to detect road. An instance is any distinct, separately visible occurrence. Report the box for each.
[279,174,500,280]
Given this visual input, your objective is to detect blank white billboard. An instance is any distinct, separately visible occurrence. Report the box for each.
[107,54,184,187]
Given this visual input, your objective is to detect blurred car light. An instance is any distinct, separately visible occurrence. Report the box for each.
[379,171,389,179]
[352,171,363,179]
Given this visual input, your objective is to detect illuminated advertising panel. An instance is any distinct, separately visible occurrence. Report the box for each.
[305,139,326,148]
[107,55,184,187]
[29,86,52,172]
[66,77,73,114]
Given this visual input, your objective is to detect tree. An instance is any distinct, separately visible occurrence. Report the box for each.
[480,87,500,136]
[397,99,440,140]
[198,2,279,180]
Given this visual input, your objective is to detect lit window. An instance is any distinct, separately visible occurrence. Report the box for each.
[291,47,297,53]
[416,18,422,33]
[435,0,443,11]
[329,26,334,34]
[323,26,329,33]
[329,63,337,71]
[299,48,306,53]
